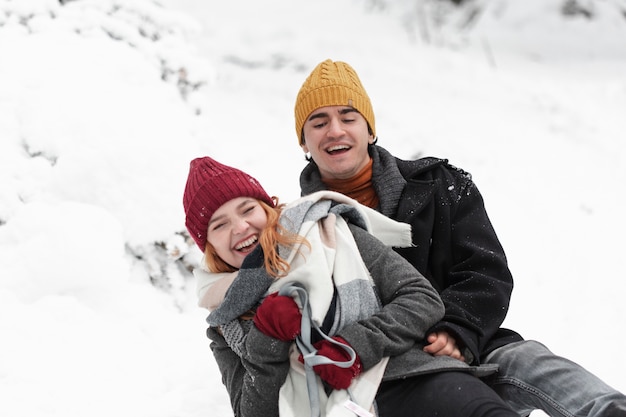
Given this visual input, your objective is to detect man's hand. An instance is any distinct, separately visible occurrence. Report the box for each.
[423,330,465,362]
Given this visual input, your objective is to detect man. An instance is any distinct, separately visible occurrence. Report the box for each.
[294,59,626,417]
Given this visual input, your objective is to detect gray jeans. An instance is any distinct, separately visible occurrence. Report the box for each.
[484,340,626,417]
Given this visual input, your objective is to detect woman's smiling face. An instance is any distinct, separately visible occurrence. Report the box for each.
[206,197,268,269]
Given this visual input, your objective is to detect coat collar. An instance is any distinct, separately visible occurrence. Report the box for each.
[299,145,446,218]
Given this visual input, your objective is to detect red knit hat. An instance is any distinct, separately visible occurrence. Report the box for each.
[183,157,274,252]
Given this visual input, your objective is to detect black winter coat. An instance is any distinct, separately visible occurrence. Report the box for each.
[300,145,524,364]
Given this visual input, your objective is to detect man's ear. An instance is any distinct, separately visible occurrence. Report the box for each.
[301,135,309,153]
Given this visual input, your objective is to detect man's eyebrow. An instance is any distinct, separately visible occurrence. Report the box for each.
[307,107,357,121]
[308,111,328,121]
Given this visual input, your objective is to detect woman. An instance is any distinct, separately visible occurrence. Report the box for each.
[183,156,517,417]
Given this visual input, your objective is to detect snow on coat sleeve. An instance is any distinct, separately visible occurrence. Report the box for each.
[432,173,514,362]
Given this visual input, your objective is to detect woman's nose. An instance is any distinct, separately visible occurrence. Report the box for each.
[232,217,248,234]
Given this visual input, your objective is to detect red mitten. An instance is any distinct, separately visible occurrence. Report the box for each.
[253,292,302,341]
[301,336,362,390]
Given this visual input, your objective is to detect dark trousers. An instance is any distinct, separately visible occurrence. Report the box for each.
[376,371,518,417]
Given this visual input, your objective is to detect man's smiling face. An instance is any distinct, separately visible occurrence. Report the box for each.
[301,105,374,180]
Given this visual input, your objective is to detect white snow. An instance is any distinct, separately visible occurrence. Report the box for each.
[1,0,624,416]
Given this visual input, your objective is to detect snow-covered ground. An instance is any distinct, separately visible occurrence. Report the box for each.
[1,0,625,416]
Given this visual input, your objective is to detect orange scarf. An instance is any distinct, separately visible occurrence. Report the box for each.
[323,158,379,209]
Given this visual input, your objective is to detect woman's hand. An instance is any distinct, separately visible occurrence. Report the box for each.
[253,292,302,341]
[300,336,362,390]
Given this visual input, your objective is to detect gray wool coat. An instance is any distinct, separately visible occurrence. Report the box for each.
[208,222,497,417]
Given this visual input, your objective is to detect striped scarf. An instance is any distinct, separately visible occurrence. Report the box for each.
[207,191,413,416]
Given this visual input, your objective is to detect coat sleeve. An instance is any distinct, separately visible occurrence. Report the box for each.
[431,171,516,363]
[337,224,445,370]
[208,325,292,417]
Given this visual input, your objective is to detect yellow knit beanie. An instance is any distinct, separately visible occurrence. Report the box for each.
[294,59,375,145]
